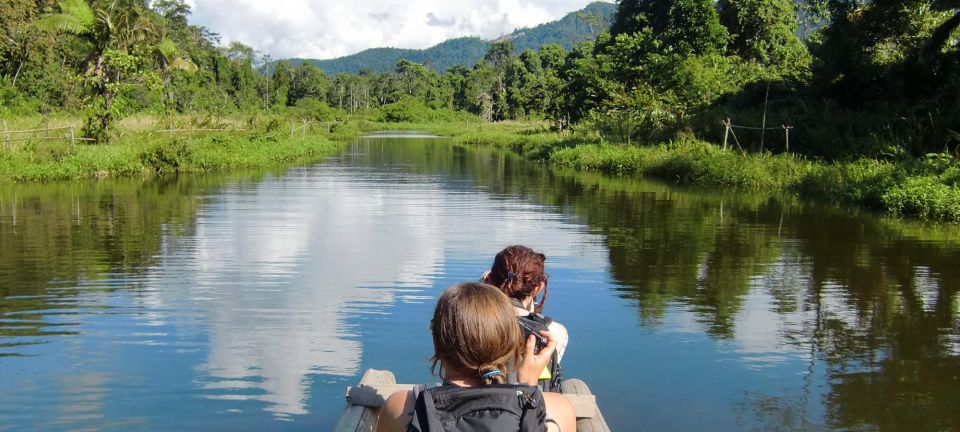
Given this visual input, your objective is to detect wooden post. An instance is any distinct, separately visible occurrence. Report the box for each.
[69,127,75,147]
[782,125,793,154]
[722,119,731,152]
[2,120,10,152]
[760,80,770,153]
[729,125,745,153]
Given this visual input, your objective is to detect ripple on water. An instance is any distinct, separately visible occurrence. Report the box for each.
[2,138,960,431]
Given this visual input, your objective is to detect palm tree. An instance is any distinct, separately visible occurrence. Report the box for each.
[153,36,197,120]
[39,0,162,141]
[40,0,157,73]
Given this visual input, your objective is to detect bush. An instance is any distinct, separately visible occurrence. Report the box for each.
[328,120,361,141]
[379,97,433,122]
[0,82,40,116]
[378,97,476,123]
[140,138,192,174]
[796,159,902,207]
[293,98,339,121]
[882,176,960,221]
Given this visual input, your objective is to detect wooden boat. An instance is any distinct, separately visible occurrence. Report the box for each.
[334,369,610,432]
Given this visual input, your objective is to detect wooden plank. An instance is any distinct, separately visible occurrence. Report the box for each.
[333,369,396,432]
[335,371,609,432]
[344,382,597,419]
[563,379,610,432]
[346,383,414,407]
[3,126,74,134]
[3,136,73,143]
[154,128,246,133]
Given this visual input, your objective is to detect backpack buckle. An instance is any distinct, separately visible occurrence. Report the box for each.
[517,389,538,409]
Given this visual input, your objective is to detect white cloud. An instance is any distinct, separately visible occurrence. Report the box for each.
[187,0,602,59]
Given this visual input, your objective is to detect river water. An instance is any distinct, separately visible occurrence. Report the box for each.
[1,135,959,431]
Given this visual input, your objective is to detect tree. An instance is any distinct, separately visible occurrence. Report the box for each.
[151,0,190,30]
[812,0,960,101]
[718,0,811,73]
[446,65,471,110]
[328,72,371,112]
[40,0,163,142]
[463,63,497,120]
[153,36,197,114]
[271,60,291,107]
[479,40,520,120]
[0,0,50,89]
[211,42,262,110]
[611,0,728,55]
[392,59,449,108]
[288,62,328,106]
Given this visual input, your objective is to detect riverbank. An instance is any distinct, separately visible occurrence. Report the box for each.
[4,115,958,222]
[373,121,960,222]
[0,115,356,182]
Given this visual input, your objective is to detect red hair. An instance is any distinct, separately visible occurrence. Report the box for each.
[485,245,548,313]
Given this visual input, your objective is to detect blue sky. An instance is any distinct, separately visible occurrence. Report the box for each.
[185,0,607,59]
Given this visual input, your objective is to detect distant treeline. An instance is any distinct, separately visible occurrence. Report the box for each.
[273,1,617,75]
[2,0,960,160]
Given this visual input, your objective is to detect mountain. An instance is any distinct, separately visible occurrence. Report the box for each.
[273,2,616,75]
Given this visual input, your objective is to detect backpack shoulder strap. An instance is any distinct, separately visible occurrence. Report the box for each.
[408,385,445,432]
[517,386,547,432]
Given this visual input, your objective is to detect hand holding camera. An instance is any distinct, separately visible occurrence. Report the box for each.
[518,329,555,386]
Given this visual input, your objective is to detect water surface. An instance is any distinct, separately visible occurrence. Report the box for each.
[1,137,959,430]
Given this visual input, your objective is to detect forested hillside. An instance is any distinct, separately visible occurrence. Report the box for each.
[274,37,492,76]
[279,1,616,74]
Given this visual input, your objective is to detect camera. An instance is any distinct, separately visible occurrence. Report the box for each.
[520,321,548,353]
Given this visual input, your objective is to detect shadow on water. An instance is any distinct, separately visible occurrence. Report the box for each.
[0,176,213,349]
[351,138,960,430]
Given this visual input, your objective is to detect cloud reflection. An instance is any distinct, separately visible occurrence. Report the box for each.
[140,150,609,418]
[154,169,445,416]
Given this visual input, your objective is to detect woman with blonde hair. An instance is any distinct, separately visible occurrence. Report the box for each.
[377,282,576,432]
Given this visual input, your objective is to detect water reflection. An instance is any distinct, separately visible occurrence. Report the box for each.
[567,181,960,429]
[167,168,446,416]
[1,137,959,430]
[0,142,610,428]
[353,139,960,429]
[0,178,205,355]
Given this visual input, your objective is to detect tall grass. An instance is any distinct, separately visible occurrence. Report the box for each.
[430,122,960,222]
[0,115,347,182]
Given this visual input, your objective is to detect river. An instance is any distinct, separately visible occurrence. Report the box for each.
[1,134,959,431]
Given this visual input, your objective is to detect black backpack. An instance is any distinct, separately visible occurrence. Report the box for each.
[515,308,562,392]
[407,384,547,432]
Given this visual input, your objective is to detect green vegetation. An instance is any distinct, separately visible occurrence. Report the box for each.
[2,0,959,221]
[0,115,347,181]
[377,121,960,222]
